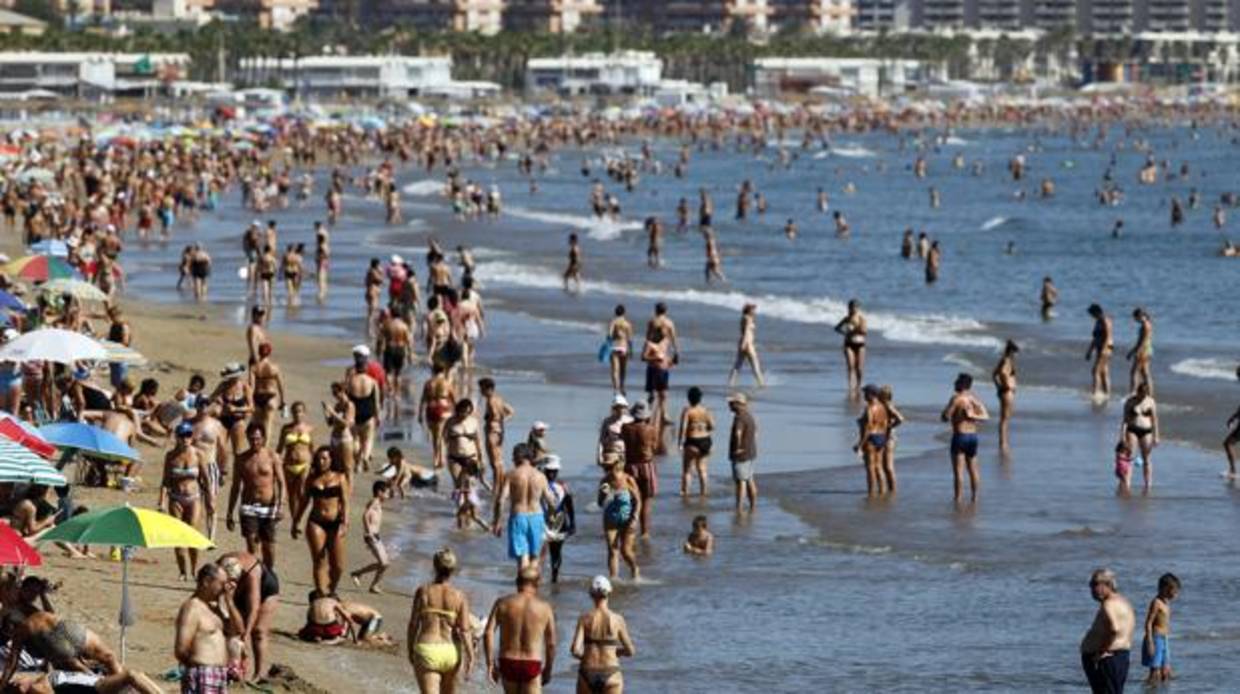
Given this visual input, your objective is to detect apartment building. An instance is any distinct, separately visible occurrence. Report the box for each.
[314,0,503,34]
[919,0,967,27]
[853,0,913,29]
[504,0,603,32]
[770,0,856,33]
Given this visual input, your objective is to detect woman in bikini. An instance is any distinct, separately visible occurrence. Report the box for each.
[257,244,278,307]
[293,446,350,595]
[1127,307,1154,395]
[992,340,1019,452]
[571,576,636,694]
[409,547,473,694]
[213,363,253,461]
[727,303,765,388]
[834,299,867,393]
[606,305,633,395]
[878,385,905,494]
[676,386,715,497]
[251,343,284,445]
[281,243,304,307]
[1122,383,1159,494]
[419,364,456,470]
[276,401,315,524]
[598,455,641,580]
[323,383,356,482]
[364,258,384,338]
[480,378,515,491]
[444,399,485,490]
[159,423,210,581]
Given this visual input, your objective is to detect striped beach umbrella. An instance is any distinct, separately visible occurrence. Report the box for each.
[2,255,76,282]
[0,438,67,485]
[0,413,56,458]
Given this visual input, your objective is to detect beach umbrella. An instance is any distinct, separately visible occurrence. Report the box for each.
[0,438,67,485]
[15,168,54,185]
[0,413,56,459]
[0,290,25,312]
[38,278,107,303]
[27,240,69,258]
[2,255,76,282]
[0,522,41,567]
[39,504,213,662]
[37,422,140,461]
[97,340,146,366]
[0,328,106,364]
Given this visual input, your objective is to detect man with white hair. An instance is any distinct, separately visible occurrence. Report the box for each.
[1080,568,1135,693]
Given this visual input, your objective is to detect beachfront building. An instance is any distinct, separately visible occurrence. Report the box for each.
[853,0,913,29]
[0,52,189,99]
[917,0,967,27]
[972,0,1024,29]
[751,56,924,97]
[1029,0,1078,29]
[504,0,604,32]
[312,0,503,34]
[238,56,460,99]
[1142,0,1193,31]
[605,0,772,34]
[1086,0,1135,32]
[525,51,663,95]
[771,0,857,33]
[0,8,47,35]
[211,0,320,30]
[1196,0,1228,31]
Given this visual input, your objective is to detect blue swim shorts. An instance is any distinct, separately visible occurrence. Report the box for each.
[507,512,545,560]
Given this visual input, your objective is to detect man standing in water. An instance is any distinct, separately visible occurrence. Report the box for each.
[940,374,989,503]
[483,566,556,693]
[1086,304,1114,398]
[728,393,758,511]
[620,403,660,538]
[1081,568,1135,694]
[492,444,555,570]
[1040,276,1058,321]
[1126,308,1154,395]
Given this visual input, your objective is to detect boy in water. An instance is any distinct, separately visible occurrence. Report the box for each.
[1142,573,1180,684]
[350,480,391,593]
[379,446,413,498]
[683,515,714,556]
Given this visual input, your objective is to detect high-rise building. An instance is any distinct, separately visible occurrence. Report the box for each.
[919,0,967,27]
[1088,0,1135,32]
[973,0,1024,29]
[608,0,771,34]
[771,0,855,33]
[853,0,912,29]
[1029,0,1078,29]
[1142,0,1192,30]
[504,0,603,32]
[1194,0,1227,32]
[212,0,319,30]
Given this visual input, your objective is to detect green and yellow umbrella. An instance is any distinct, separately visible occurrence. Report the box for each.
[40,504,213,661]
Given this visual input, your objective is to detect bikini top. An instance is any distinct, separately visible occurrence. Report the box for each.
[170,467,199,479]
[308,484,343,500]
[285,431,312,446]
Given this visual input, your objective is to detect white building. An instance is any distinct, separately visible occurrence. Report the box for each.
[525,51,664,95]
[239,56,458,99]
[752,56,923,97]
[0,52,190,99]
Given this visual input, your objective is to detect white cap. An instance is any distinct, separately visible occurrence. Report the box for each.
[532,420,548,431]
[542,454,561,472]
[390,254,403,265]
[590,575,612,596]
[611,394,629,408]
[2,328,18,341]
[352,344,371,357]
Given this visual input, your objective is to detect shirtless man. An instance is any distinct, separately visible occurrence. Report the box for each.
[161,423,211,581]
[620,403,659,538]
[925,241,941,284]
[377,310,414,419]
[189,244,212,302]
[728,303,765,388]
[1080,569,1135,694]
[174,564,242,694]
[1040,276,1059,321]
[345,353,381,473]
[480,378,515,491]
[86,409,159,478]
[606,305,634,395]
[1086,303,1114,398]
[645,217,663,268]
[702,227,725,283]
[940,373,989,504]
[992,340,1019,452]
[227,423,286,569]
[856,385,891,497]
[483,566,556,694]
[1,611,162,694]
[1126,308,1154,395]
[491,445,556,570]
[563,233,582,293]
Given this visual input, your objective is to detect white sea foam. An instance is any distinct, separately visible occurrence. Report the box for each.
[401,180,446,197]
[980,216,1009,231]
[944,136,971,146]
[480,260,1001,349]
[1171,357,1237,381]
[504,205,643,241]
[818,145,876,159]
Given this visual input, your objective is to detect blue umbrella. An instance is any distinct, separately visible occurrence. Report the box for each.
[37,422,141,462]
[0,290,24,312]
[27,240,69,258]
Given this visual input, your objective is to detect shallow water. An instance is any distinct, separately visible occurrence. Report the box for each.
[119,122,1240,691]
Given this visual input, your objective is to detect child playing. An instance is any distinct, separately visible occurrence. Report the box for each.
[1142,573,1180,684]
[683,515,714,556]
[379,446,413,499]
[453,475,488,531]
[1114,440,1133,496]
[350,480,391,593]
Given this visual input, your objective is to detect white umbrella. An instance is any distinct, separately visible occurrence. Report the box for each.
[0,328,106,364]
[39,279,108,303]
[0,439,67,485]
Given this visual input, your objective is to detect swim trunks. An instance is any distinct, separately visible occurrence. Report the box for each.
[644,364,669,393]
[181,664,228,694]
[1081,650,1128,694]
[950,433,979,459]
[866,433,888,449]
[731,460,754,483]
[1142,634,1169,669]
[499,657,543,683]
[507,512,545,560]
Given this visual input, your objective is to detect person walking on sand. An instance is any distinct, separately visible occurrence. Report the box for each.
[941,374,989,504]
[571,576,635,694]
[727,393,758,512]
[175,564,242,694]
[992,340,1019,452]
[564,233,583,293]
[483,566,556,694]
[835,299,867,393]
[1086,304,1114,398]
[492,444,556,570]
[1081,568,1135,694]
[728,304,765,388]
[161,422,211,582]
[677,387,714,497]
[227,423,286,569]
[409,548,474,694]
[1126,308,1154,395]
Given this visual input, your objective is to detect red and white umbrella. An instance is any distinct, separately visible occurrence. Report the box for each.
[0,413,55,458]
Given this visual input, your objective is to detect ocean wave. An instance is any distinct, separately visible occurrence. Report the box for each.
[1170,357,1237,382]
[980,216,1009,231]
[944,136,970,146]
[401,180,446,197]
[814,145,876,159]
[504,205,643,241]
[479,260,1001,349]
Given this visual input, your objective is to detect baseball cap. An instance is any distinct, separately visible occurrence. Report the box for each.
[390,254,403,265]
[542,454,561,472]
[1,328,17,341]
[352,344,371,358]
[590,575,612,596]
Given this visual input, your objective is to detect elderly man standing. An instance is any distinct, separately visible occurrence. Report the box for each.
[728,393,758,511]
[175,564,242,693]
[483,566,556,693]
[1081,568,1135,694]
